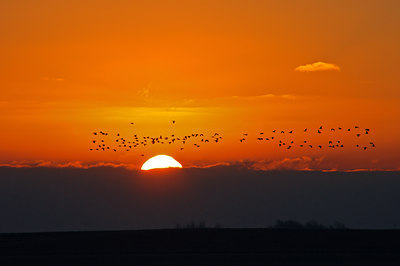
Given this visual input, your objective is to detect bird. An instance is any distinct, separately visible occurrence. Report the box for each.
[172,120,175,124]
[370,142,375,147]
[304,128,307,132]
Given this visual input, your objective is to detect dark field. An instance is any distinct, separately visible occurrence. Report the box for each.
[1,229,400,265]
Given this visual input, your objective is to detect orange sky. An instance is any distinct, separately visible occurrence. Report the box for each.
[1,0,399,170]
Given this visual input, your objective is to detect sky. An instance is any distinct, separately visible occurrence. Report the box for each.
[1,0,400,170]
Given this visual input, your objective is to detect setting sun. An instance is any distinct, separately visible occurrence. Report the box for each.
[141,155,183,170]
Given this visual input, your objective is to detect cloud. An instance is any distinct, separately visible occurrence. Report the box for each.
[43,77,65,81]
[0,160,137,170]
[295,62,340,72]
[0,166,400,232]
[232,156,325,171]
[1,158,397,172]
[230,94,297,100]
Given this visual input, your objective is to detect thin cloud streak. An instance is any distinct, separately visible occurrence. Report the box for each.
[0,161,137,170]
[43,77,65,81]
[2,159,399,172]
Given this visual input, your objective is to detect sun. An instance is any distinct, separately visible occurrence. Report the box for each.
[141,155,183,170]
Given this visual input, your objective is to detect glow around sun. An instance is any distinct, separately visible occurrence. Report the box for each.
[141,155,183,170]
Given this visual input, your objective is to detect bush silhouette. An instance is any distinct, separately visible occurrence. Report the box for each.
[272,219,348,230]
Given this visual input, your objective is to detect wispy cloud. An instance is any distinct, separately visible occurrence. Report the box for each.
[0,161,137,170]
[295,62,340,72]
[229,94,297,100]
[2,159,396,172]
[248,156,324,171]
[43,77,65,81]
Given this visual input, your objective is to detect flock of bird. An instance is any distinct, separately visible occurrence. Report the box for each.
[89,121,376,155]
[239,126,374,150]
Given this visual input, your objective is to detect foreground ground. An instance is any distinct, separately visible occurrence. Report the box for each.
[0,229,400,265]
